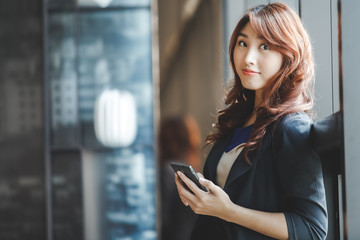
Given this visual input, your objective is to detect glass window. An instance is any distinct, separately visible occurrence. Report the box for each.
[78,0,151,7]
[49,13,79,147]
[48,2,156,240]
[77,9,153,148]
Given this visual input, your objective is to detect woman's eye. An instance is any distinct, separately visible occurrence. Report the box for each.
[238,40,247,47]
[260,44,269,50]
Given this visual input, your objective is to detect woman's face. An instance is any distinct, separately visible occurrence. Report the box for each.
[233,23,283,94]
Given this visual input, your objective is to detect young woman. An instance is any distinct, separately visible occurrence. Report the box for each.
[174,3,328,240]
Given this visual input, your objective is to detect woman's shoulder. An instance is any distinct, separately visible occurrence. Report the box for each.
[274,112,313,139]
[272,112,317,157]
[278,112,312,129]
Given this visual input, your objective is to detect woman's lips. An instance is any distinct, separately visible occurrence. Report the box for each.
[242,68,259,76]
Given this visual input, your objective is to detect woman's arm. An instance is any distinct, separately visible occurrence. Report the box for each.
[175,171,289,240]
[274,114,327,240]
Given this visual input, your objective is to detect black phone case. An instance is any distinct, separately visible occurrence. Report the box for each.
[170,162,207,192]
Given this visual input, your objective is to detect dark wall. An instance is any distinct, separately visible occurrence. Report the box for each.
[0,1,45,240]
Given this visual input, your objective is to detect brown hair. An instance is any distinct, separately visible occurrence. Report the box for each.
[206,3,315,163]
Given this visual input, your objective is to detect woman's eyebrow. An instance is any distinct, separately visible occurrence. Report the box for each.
[238,33,248,38]
[238,32,263,40]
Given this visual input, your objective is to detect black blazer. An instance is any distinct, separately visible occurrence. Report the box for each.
[191,112,328,240]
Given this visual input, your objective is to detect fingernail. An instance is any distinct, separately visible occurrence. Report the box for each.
[199,178,205,184]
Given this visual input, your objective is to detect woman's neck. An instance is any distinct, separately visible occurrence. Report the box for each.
[244,90,263,127]
[244,113,256,127]
[254,89,263,108]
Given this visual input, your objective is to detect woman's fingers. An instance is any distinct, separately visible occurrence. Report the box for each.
[197,172,204,178]
[176,171,204,196]
[175,172,232,217]
[199,177,219,196]
[174,173,193,206]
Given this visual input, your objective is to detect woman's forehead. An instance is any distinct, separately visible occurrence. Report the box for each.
[237,26,265,41]
[239,22,263,36]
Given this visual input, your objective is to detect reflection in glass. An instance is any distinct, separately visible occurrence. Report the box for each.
[48,0,76,10]
[49,13,79,147]
[104,148,156,240]
[77,9,153,147]
[78,0,151,8]
[52,151,83,240]
[83,148,156,240]
[94,89,137,148]
[48,3,156,240]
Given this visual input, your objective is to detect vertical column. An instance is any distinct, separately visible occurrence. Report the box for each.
[301,0,334,118]
[341,0,360,238]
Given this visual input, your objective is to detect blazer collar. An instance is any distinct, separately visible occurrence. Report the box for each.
[206,132,232,183]
[206,130,272,190]
[224,132,271,190]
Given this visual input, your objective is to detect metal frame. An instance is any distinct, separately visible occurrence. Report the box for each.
[42,0,53,239]
[340,0,360,238]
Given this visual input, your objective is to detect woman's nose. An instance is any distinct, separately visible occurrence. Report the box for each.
[244,49,257,65]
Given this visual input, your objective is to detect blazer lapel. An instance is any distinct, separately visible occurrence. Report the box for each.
[206,133,232,182]
[224,132,272,190]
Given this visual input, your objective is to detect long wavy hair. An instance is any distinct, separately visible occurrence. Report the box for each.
[206,3,315,164]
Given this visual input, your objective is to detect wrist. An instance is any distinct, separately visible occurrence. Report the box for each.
[223,201,237,222]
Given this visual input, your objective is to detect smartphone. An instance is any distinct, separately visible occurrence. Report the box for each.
[170,162,208,193]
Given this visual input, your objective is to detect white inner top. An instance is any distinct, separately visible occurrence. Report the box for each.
[216,144,244,189]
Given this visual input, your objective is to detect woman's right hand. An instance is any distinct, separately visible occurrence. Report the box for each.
[174,171,234,221]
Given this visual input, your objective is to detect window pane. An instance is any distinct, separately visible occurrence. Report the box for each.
[48,0,76,10]
[104,147,156,239]
[49,13,80,147]
[48,5,156,240]
[77,9,153,148]
[52,151,83,240]
[78,0,151,8]
[82,147,156,240]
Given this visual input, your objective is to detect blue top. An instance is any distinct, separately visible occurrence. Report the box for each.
[224,124,253,153]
